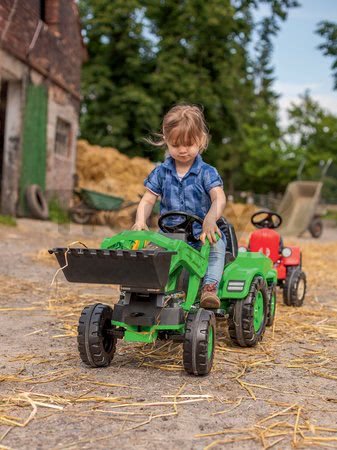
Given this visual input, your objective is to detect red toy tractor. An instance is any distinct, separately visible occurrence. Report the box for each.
[240,210,306,307]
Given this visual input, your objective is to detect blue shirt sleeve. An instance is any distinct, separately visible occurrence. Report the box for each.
[144,166,162,196]
[203,166,223,192]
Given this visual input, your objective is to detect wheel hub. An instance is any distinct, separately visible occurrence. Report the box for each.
[254,292,264,332]
[102,318,114,353]
[297,278,305,300]
[208,326,214,359]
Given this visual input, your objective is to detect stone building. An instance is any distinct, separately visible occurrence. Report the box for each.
[0,0,86,216]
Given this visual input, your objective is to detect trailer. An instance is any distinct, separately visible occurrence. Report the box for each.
[277,181,325,238]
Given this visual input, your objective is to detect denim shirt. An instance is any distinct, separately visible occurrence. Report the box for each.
[144,155,224,239]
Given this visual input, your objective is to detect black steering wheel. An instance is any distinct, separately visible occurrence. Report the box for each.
[251,210,283,229]
[158,211,204,243]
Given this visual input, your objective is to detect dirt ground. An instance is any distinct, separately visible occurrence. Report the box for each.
[0,219,337,450]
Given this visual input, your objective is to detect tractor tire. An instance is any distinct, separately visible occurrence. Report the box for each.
[283,267,306,307]
[228,276,268,347]
[309,217,323,238]
[77,303,116,367]
[183,309,215,376]
[266,283,276,327]
[25,184,49,220]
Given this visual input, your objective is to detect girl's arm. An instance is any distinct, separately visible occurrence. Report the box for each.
[132,190,158,230]
[200,187,227,244]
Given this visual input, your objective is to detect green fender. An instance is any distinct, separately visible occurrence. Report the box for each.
[218,252,277,299]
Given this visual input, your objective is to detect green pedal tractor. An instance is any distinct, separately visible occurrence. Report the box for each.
[50,212,277,376]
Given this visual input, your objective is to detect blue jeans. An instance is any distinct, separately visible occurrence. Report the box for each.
[193,238,227,288]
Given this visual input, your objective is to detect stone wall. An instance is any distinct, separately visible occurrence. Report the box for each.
[45,84,79,207]
[0,0,85,107]
[0,0,85,214]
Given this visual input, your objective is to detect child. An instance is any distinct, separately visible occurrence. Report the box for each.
[132,104,227,308]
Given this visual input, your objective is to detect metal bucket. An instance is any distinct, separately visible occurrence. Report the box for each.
[49,248,176,289]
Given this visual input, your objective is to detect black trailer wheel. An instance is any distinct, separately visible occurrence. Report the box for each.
[266,283,276,327]
[70,204,93,224]
[183,309,216,376]
[228,276,268,347]
[308,217,323,238]
[77,303,116,367]
[283,267,306,307]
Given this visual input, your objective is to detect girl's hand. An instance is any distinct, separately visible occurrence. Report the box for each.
[200,217,221,244]
[131,222,149,231]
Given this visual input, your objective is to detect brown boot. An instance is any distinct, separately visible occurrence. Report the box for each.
[200,283,221,309]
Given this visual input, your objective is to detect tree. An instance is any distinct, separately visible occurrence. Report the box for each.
[79,0,160,157]
[237,0,299,193]
[284,91,337,197]
[316,21,337,90]
[144,0,256,191]
[79,0,299,192]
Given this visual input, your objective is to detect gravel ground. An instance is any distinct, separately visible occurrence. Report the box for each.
[0,219,337,450]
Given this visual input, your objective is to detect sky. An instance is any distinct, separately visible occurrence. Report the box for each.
[271,0,337,127]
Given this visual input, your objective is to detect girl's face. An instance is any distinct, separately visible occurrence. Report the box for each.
[166,142,200,165]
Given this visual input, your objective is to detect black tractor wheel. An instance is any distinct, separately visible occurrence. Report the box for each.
[228,276,268,347]
[283,267,306,307]
[266,283,277,327]
[308,217,323,238]
[77,303,116,367]
[183,309,216,376]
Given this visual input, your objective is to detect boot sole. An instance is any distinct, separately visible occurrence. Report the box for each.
[200,298,221,309]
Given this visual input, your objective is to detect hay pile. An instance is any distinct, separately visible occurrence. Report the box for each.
[223,202,258,233]
[76,140,155,203]
[75,140,155,228]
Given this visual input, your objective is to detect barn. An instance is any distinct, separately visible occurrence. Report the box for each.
[0,0,86,217]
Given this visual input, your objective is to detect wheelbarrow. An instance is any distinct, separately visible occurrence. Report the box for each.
[69,188,160,225]
[277,181,326,238]
[69,188,137,224]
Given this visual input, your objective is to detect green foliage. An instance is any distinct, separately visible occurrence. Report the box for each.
[284,91,337,202]
[240,99,287,193]
[0,215,16,227]
[286,92,337,171]
[316,21,337,90]
[79,0,161,158]
[48,198,70,224]
[79,0,300,192]
[324,209,337,224]
[321,162,337,203]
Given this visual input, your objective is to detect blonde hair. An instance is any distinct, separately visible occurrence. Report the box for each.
[149,104,210,152]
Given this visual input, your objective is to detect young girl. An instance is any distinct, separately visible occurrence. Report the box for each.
[132,104,227,308]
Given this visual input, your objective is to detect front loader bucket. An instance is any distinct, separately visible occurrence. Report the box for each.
[49,248,176,289]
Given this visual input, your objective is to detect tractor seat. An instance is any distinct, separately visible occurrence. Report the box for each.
[249,228,282,263]
[216,217,238,259]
